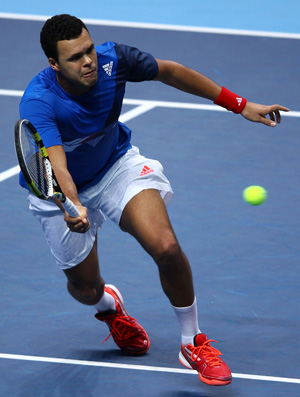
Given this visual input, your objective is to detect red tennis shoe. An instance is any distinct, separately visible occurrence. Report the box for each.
[179,333,232,386]
[95,284,150,355]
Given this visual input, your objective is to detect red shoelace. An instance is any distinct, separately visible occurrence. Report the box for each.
[190,339,223,367]
[101,315,138,344]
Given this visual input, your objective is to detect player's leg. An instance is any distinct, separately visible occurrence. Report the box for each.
[120,188,194,308]
[63,235,150,354]
[120,188,201,343]
[120,188,232,385]
[63,236,105,306]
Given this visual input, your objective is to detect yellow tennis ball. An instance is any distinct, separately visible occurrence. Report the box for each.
[243,186,267,205]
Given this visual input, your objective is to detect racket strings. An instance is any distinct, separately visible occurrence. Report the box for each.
[20,124,50,197]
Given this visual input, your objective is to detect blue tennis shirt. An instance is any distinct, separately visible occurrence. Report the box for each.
[19,42,158,192]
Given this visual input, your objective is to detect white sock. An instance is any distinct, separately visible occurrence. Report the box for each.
[94,290,116,312]
[172,297,201,346]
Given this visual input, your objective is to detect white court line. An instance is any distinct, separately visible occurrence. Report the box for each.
[0,353,299,384]
[119,103,156,123]
[0,165,20,182]
[0,12,300,40]
[0,88,24,97]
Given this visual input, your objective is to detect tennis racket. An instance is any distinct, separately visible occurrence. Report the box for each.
[14,119,81,217]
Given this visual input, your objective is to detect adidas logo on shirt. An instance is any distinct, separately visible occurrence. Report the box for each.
[102,61,113,76]
[140,165,154,176]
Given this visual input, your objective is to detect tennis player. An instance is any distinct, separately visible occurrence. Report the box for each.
[18,14,289,387]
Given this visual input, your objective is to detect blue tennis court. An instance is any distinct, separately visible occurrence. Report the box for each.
[0,3,300,396]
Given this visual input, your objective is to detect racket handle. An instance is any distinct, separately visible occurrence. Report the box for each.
[62,197,81,217]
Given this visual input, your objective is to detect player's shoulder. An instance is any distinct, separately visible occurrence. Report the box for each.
[20,67,60,116]
[95,41,134,58]
[22,67,56,101]
[95,41,116,55]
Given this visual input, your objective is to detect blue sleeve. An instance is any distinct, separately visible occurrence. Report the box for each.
[114,43,158,82]
[19,98,62,149]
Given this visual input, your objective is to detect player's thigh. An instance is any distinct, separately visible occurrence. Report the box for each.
[120,189,179,257]
[63,236,102,289]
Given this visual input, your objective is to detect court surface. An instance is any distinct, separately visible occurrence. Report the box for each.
[0,4,300,397]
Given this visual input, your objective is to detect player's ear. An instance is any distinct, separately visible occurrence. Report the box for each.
[49,58,60,72]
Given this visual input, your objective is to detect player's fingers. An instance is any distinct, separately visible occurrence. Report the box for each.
[260,116,276,127]
[67,222,90,233]
[65,216,90,233]
[269,104,290,113]
[269,111,275,122]
[264,105,289,126]
[76,224,90,233]
[65,214,79,224]
[268,105,289,120]
[274,109,282,123]
[81,219,90,232]
[273,110,281,124]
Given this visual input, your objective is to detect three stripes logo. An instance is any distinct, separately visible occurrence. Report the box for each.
[236,97,243,106]
[102,61,113,76]
[140,165,154,176]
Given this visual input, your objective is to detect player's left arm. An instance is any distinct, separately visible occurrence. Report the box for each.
[154,59,289,127]
[154,59,221,100]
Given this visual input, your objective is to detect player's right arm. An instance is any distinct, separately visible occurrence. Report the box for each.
[20,95,89,232]
[47,144,90,233]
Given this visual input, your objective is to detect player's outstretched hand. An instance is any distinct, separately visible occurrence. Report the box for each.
[241,102,289,127]
[64,205,90,233]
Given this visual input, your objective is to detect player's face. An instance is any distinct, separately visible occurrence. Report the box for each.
[49,28,98,96]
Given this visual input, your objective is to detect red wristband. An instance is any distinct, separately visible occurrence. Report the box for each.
[214,87,247,114]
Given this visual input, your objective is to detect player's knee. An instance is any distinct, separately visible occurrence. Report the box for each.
[153,234,182,268]
[68,279,104,305]
[80,287,103,305]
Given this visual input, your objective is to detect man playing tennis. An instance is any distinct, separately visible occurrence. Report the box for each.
[18,14,289,387]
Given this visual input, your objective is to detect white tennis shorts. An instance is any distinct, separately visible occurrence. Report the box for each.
[28,146,173,269]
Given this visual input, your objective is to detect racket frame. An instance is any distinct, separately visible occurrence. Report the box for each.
[14,119,81,217]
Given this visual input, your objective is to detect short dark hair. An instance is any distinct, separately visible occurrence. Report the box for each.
[40,14,89,61]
